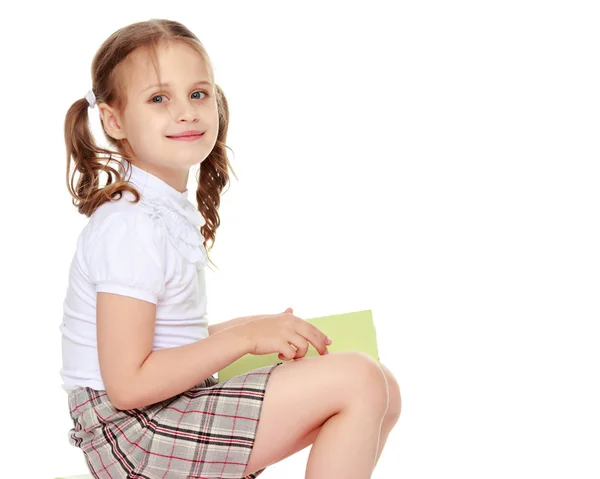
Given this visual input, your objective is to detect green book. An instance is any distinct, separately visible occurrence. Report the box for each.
[218,309,379,383]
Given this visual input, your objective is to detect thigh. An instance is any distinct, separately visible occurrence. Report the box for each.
[244,351,387,476]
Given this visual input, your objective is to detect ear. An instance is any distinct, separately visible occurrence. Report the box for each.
[98,103,126,140]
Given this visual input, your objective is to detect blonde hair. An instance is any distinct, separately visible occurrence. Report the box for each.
[64,19,237,270]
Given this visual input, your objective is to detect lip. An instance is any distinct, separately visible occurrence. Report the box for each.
[167,130,205,138]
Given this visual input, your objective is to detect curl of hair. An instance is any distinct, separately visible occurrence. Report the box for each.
[64,19,237,270]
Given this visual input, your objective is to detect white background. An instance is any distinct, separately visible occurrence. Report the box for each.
[0,0,598,477]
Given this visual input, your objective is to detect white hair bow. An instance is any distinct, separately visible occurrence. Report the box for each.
[85,90,96,108]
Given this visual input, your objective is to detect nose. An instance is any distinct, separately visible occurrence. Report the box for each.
[172,97,198,123]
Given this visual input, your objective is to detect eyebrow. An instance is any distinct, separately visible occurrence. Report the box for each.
[141,80,213,93]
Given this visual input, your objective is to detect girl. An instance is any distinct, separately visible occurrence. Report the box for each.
[60,18,401,479]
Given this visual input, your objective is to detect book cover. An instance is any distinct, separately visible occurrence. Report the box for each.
[218,309,379,383]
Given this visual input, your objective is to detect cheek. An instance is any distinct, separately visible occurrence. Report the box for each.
[206,128,219,149]
[205,108,220,141]
[130,116,164,143]
[125,123,166,159]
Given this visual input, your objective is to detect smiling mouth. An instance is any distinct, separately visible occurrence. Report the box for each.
[167,131,204,138]
[167,132,205,141]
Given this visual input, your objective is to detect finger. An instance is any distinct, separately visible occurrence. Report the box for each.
[289,315,328,355]
[299,322,329,356]
[288,334,309,359]
[278,340,297,361]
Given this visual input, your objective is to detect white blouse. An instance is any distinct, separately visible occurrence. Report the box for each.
[59,160,210,392]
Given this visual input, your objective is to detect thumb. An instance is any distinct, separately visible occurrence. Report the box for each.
[284,307,293,313]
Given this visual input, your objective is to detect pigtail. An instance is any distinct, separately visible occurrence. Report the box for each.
[64,95,139,217]
[194,83,236,272]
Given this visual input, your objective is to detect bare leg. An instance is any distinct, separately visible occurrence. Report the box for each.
[371,419,395,471]
[305,376,388,478]
[242,353,391,478]
[372,363,402,472]
[269,408,396,474]
[259,361,402,476]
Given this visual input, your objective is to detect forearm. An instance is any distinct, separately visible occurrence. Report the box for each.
[118,328,250,410]
[208,314,263,336]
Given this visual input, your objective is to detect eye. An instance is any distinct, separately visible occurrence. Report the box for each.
[150,91,208,104]
[191,90,208,99]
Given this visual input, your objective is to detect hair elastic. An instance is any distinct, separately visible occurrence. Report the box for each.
[85,90,96,108]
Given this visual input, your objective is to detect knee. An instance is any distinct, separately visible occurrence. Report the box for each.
[381,363,401,424]
[336,352,389,412]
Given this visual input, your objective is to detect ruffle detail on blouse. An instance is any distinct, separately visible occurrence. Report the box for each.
[137,196,208,265]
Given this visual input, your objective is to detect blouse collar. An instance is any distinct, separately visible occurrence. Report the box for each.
[124,159,190,202]
[122,159,207,231]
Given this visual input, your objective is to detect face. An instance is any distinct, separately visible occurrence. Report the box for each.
[99,41,219,192]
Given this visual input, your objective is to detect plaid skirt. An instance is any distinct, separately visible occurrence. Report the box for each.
[67,363,283,479]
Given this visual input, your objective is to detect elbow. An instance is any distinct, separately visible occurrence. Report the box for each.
[105,383,136,411]
[105,389,128,410]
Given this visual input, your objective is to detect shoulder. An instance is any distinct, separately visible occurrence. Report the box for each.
[84,194,168,263]
[84,195,169,303]
[88,192,164,238]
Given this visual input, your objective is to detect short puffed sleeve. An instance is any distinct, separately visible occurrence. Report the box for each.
[86,211,167,304]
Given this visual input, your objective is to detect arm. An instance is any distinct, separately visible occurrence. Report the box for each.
[97,292,252,410]
[208,314,264,336]
[208,307,294,335]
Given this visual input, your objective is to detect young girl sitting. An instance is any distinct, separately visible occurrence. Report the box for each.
[60,18,401,479]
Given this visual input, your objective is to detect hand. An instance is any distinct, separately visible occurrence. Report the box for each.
[234,307,330,361]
